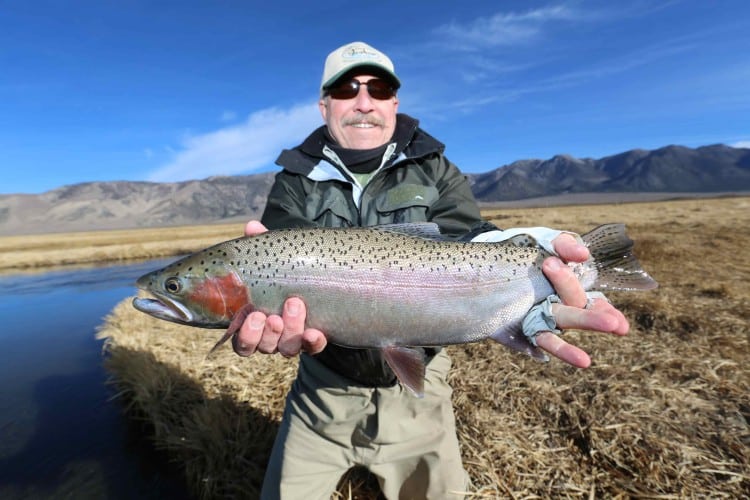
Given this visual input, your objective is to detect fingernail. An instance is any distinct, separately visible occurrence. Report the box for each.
[250,317,264,329]
[286,302,299,317]
[546,258,561,271]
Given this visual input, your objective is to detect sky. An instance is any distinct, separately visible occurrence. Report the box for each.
[1,0,749,194]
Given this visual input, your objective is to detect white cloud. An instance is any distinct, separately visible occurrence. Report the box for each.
[732,140,750,149]
[434,5,578,49]
[148,102,321,182]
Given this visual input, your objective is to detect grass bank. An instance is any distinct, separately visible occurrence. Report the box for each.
[0,223,244,272]
[92,197,748,497]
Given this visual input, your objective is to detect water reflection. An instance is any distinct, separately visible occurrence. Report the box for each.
[0,259,189,499]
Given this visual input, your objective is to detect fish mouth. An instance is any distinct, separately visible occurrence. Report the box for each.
[132,293,194,324]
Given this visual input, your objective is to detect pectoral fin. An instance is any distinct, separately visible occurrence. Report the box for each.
[208,303,256,355]
[382,346,426,398]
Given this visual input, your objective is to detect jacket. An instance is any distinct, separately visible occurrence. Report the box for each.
[260,113,486,386]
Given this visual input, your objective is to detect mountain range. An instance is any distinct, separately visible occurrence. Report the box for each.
[1,144,748,235]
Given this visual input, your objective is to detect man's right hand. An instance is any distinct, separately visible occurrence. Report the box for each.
[232,221,327,357]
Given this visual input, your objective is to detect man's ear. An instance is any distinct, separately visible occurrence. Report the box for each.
[318,97,328,121]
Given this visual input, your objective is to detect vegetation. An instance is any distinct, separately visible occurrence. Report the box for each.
[0,223,244,272]
[84,197,749,497]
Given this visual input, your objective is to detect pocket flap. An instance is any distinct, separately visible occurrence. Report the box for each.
[374,184,438,212]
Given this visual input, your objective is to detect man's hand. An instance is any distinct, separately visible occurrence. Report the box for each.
[537,233,629,368]
[232,221,327,357]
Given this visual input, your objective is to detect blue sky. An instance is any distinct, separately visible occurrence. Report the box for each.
[2,0,748,194]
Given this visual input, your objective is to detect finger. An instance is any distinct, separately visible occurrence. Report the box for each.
[543,256,587,308]
[552,300,630,335]
[301,328,327,355]
[552,233,589,263]
[535,331,591,368]
[244,220,268,237]
[256,314,284,354]
[233,311,266,356]
[277,297,307,357]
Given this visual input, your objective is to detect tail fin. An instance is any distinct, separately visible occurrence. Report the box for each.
[582,224,659,291]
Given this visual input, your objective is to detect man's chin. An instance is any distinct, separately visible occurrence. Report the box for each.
[342,129,388,149]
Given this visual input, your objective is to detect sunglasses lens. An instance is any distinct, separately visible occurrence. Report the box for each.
[366,80,394,100]
[326,79,394,100]
[327,81,359,99]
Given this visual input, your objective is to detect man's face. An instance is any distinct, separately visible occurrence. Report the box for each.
[319,74,399,150]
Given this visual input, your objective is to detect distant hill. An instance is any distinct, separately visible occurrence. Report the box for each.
[1,144,748,235]
[0,174,276,235]
[470,144,750,201]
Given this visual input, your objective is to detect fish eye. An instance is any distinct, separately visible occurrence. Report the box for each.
[164,277,182,294]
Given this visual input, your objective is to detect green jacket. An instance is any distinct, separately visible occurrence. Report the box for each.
[261,114,486,386]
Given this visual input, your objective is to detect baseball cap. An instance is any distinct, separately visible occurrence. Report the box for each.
[320,41,401,92]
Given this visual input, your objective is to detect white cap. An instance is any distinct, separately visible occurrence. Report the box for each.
[320,41,401,91]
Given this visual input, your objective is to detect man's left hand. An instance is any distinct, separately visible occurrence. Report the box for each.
[538,233,629,368]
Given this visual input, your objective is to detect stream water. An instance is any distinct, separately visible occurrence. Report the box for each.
[0,260,190,499]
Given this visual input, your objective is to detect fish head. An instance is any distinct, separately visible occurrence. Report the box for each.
[132,252,250,328]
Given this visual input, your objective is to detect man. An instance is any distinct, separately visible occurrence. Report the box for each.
[235,42,629,499]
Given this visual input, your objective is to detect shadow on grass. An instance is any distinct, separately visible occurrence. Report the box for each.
[100,345,385,499]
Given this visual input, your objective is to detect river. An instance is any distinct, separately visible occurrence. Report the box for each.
[0,260,190,499]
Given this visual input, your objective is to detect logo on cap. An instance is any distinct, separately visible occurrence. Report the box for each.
[341,45,382,63]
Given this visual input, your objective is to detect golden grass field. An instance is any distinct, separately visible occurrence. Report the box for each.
[10,197,747,498]
[0,223,246,272]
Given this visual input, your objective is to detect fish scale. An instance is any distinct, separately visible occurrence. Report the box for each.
[133,222,657,396]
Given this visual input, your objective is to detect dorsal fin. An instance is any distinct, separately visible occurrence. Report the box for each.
[372,223,448,241]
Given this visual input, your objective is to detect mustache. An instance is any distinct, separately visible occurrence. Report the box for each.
[341,114,385,127]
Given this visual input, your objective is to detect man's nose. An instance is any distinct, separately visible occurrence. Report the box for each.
[353,85,374,112]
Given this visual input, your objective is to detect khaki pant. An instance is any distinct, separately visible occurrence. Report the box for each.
[260,350,470,499]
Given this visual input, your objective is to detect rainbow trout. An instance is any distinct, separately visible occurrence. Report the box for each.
[133,223,657,396]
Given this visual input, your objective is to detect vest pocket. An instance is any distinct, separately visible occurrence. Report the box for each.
[305,190,355,227]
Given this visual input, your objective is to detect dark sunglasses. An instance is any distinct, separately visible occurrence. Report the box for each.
[324,79,396,100]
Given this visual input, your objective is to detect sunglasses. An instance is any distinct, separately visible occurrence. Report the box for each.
[324,79,396,100]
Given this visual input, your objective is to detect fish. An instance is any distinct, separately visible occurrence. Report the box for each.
[133,223,657,396]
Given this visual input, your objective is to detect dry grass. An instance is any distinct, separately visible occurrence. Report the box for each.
[0,223,244,271]
[94,197,749,498]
